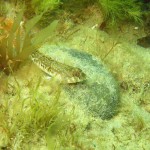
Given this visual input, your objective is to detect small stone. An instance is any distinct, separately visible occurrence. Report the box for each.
[134,27,139,30]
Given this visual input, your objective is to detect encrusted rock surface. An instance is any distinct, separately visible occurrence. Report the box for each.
[39,45,120,119]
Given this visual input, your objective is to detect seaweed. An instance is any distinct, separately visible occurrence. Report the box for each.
[0,9,58,74]
[98,0,143,27]
[0,76,64,149]
[31,0,61,14]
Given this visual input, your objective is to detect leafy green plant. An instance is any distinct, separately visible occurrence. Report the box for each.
[98,0,143,26]
[0,1,7,16]
[0,9,58,74]
[31,0,61,14]
[0,76,64,149]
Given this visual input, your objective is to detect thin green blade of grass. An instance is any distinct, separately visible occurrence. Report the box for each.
[0,39,7,58]
[18,20,58,59]
[32,77,42,100]
[19,14,45,57]
[25,14,43,35]
[15,28,22,55]
[7,10,24,58]
[10,10,24,34]
[17,34,34,60]
[32,20,58,46]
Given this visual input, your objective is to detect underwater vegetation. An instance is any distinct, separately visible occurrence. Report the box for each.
[11,0,144,28]
[0,76,70,149]
[0,9,58,75]
[98,0,143,27]
[31,0,61,14]
[0,0,150,149]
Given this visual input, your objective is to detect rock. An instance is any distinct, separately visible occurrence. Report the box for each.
[39,45,120,119]
[137,35,150,48]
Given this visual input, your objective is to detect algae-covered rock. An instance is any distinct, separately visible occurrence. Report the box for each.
[39,45,120,119]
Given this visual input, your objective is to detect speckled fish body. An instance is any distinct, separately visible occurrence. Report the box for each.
[30,50,86,83]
